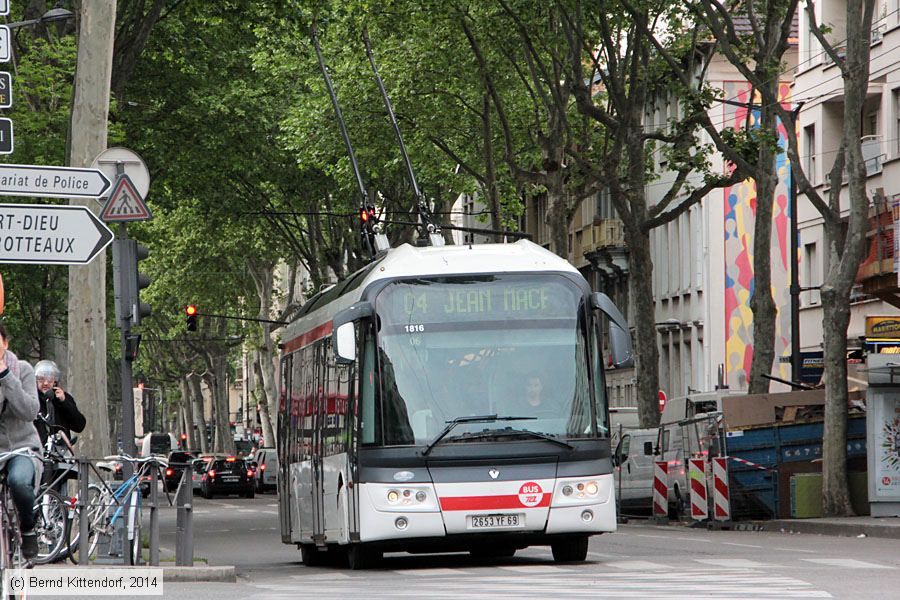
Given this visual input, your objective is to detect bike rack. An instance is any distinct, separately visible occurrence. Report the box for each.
[68,456,193,567]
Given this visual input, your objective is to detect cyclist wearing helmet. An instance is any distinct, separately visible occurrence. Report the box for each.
[33,360,86,447]
[0,323,40,560]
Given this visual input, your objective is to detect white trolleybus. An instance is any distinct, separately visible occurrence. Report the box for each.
[277,239,633,568]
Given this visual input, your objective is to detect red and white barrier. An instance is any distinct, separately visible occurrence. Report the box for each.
[728,456,770,471]
[689,458,708,520]
[712,457,731,521]
[653,461,668,518]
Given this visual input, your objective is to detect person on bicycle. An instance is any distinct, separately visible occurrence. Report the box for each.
[0,324,41,560]
[34,360,86,494]
[33,360,86,447]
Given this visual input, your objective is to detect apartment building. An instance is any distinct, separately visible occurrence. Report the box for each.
[794,0,900,366]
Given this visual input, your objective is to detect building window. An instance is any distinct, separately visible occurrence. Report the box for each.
[803,124,816,184]
[894,89,900,158]
[804,242,820,305]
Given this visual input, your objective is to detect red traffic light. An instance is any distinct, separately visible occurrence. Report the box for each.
[360,208,369,222]
[186,304,197,316]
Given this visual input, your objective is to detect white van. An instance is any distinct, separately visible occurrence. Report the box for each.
[140,432,177,457]
[612,428,659,512]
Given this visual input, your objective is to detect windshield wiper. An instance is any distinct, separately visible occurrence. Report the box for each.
[483,428,575,450]
[422,414,536,456]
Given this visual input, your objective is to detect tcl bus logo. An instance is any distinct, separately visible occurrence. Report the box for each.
[518,482,543,507]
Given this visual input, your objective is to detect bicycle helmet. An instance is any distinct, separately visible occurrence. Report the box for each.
[34,359,61,382]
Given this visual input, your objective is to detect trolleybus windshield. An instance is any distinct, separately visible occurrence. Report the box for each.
[372,274,604,447]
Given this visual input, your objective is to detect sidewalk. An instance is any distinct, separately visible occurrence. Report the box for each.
[753,516,900,539]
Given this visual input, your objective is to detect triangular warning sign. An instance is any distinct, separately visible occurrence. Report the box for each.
[100,174,152,222]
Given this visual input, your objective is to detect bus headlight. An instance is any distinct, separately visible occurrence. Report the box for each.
[368,484,439,512]
[553,477,608,506]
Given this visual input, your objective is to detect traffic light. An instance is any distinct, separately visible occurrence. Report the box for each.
[360,206,376,231]
[186,304,198,331]
[132,242,152,325]
[113,239,152,327]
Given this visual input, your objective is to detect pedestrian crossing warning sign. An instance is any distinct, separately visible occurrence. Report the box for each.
[100,173,152,222]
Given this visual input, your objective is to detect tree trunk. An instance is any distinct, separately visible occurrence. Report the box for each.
[180,377,195,451]
[247,259,279,447]
[748,100,779,394]
[547,181,570,257]
[821,284,853,516]
[188,373,209,454]
[628,225,661,427]
[66,0,116,461]
[254,352,277,448]
[205,355,234,456]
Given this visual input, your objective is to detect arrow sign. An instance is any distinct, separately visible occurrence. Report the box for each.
[0,164,112,199]
[0,204,114,265]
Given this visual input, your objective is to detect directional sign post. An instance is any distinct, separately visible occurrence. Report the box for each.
[0,164,111,199]
[0,204,114,265]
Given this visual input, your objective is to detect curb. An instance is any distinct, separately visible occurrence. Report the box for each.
[160,566,236,583]
[754,520,900,540]
[34,564,237,583]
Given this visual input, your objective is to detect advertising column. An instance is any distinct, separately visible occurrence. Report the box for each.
[866,354,900,516]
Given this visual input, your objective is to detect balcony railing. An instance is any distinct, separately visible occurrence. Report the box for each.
[582,218,626,252]
[862,135,884,175]
[823,136,885,187]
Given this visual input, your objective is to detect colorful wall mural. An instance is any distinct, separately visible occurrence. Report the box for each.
[723,82,793,389]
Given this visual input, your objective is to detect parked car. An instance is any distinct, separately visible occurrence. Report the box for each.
[251,447,278,493]
[200,456,255,499]
[163,451,196,493]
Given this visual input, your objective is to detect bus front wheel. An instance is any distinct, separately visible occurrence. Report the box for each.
[551,535,589,562]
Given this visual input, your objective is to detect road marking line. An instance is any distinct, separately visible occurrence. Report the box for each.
[633,533,669,539]
[774,547,818,554]
[694,558,770,568]
[721,542,763,548]
[398,568,471,576]
[605,560,677,570]
[802,558,893,569]
[675,536,712,543]
[499,565,569,573]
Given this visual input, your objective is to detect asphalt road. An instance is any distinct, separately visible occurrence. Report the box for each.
[29,493,900,599]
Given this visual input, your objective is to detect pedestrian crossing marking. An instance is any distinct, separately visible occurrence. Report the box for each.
[606,560,677,570]
[802,558,893,569]
[695,558,772,568]
[499,565,568,573]
[398,568,470,576]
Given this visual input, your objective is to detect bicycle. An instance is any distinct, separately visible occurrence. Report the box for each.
[80,455,166,565]
[0,447,38,599]
[30,423,79,565]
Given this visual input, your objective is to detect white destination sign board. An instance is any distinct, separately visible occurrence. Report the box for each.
[0,26,8,63]
[0,164,112,198]
[0,204,114,265]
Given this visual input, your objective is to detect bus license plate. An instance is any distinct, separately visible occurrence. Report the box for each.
[470,514,521,529]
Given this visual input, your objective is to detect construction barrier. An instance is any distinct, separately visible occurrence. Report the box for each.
[712,457,731,521]
[689,458,708,520]
[728,455,771,471]
[653,461,668,518]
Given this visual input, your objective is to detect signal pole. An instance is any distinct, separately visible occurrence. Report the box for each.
[66,1,117,460]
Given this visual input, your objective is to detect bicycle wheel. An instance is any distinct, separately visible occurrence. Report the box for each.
[65,483,104,560]
[125,490,142,566]
[30,489,67,565]
[1,491,27,600]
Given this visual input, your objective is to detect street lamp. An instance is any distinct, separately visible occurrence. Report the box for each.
[5,2,73,29]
